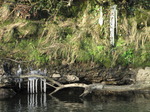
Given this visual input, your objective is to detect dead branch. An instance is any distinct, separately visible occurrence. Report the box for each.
[20,74,62,86]
[2,74,150,97]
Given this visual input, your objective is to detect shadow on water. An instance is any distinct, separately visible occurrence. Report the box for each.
[1,91,150,112]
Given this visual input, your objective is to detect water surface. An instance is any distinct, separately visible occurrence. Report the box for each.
[0,92,150,112]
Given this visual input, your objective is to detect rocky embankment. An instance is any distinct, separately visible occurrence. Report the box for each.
[0,62,150,97]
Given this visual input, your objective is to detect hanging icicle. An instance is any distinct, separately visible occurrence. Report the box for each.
[40,78,47,93]
[110,5,117,46]
[99,6,103,26]
[40,68,47,93]
[16,65,22,89]
[27,68,47,93]
[27,69,39,94]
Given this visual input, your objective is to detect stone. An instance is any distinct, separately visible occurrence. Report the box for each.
[136,67,150,83]
[52,73,61,78]
[0,89,16,99]
[66,74,79,82]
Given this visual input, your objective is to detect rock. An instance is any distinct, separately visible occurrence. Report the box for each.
[66,74,79,82]
[0,89,16,99]
[51,73,61,80]
[52,73,61,78]
[136,67,150,83]
[0,68,3,75]
[145,67,150,70]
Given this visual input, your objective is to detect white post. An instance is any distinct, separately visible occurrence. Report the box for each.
[99,6,103,26]
[110,5,117,46]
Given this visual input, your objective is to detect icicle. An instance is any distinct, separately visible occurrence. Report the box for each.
[32,79,35,93]
[40,78,43,92]
[99,6,103,26]
[16,65,22,89]
[40,79,46,93]
[43,79,46,93]
[27,79,29,93]
[35,79,38,93]
[30,79,33,93]
[110,5,117,46]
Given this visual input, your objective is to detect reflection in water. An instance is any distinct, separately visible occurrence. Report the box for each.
[0,93,150,112]
[27,93,47,112]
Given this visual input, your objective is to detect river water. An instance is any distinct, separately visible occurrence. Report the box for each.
[0,91,150,112]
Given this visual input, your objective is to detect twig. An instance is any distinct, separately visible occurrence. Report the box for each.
[3,58,33,63]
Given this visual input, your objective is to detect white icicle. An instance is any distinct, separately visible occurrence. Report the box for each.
[27,80,29,93]
[33,79,35,93]
[35,79,38,93]
[16,64,22,89]
[30,79,32,93]
[40,79,43,92]
[43,79,46,93]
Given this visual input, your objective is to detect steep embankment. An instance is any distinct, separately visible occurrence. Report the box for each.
[0,0,150,68]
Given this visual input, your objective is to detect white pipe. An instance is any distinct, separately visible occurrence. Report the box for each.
[99,6,103,26]
[116,9,118,34]
[110,5,117,46]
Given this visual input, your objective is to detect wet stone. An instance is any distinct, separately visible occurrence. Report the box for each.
[0,89,16,99]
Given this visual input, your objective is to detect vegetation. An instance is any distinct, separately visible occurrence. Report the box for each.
[0,0,150,67]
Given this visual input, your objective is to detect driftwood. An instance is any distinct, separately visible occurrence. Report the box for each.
[1,74,150,97]
[20,75,150,97]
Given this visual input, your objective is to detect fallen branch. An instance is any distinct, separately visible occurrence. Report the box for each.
[2,74,150,97]
[20,74,62,86]
[49,83,88,96]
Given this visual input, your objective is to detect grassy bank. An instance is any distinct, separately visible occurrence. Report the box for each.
[0,0,150,68]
